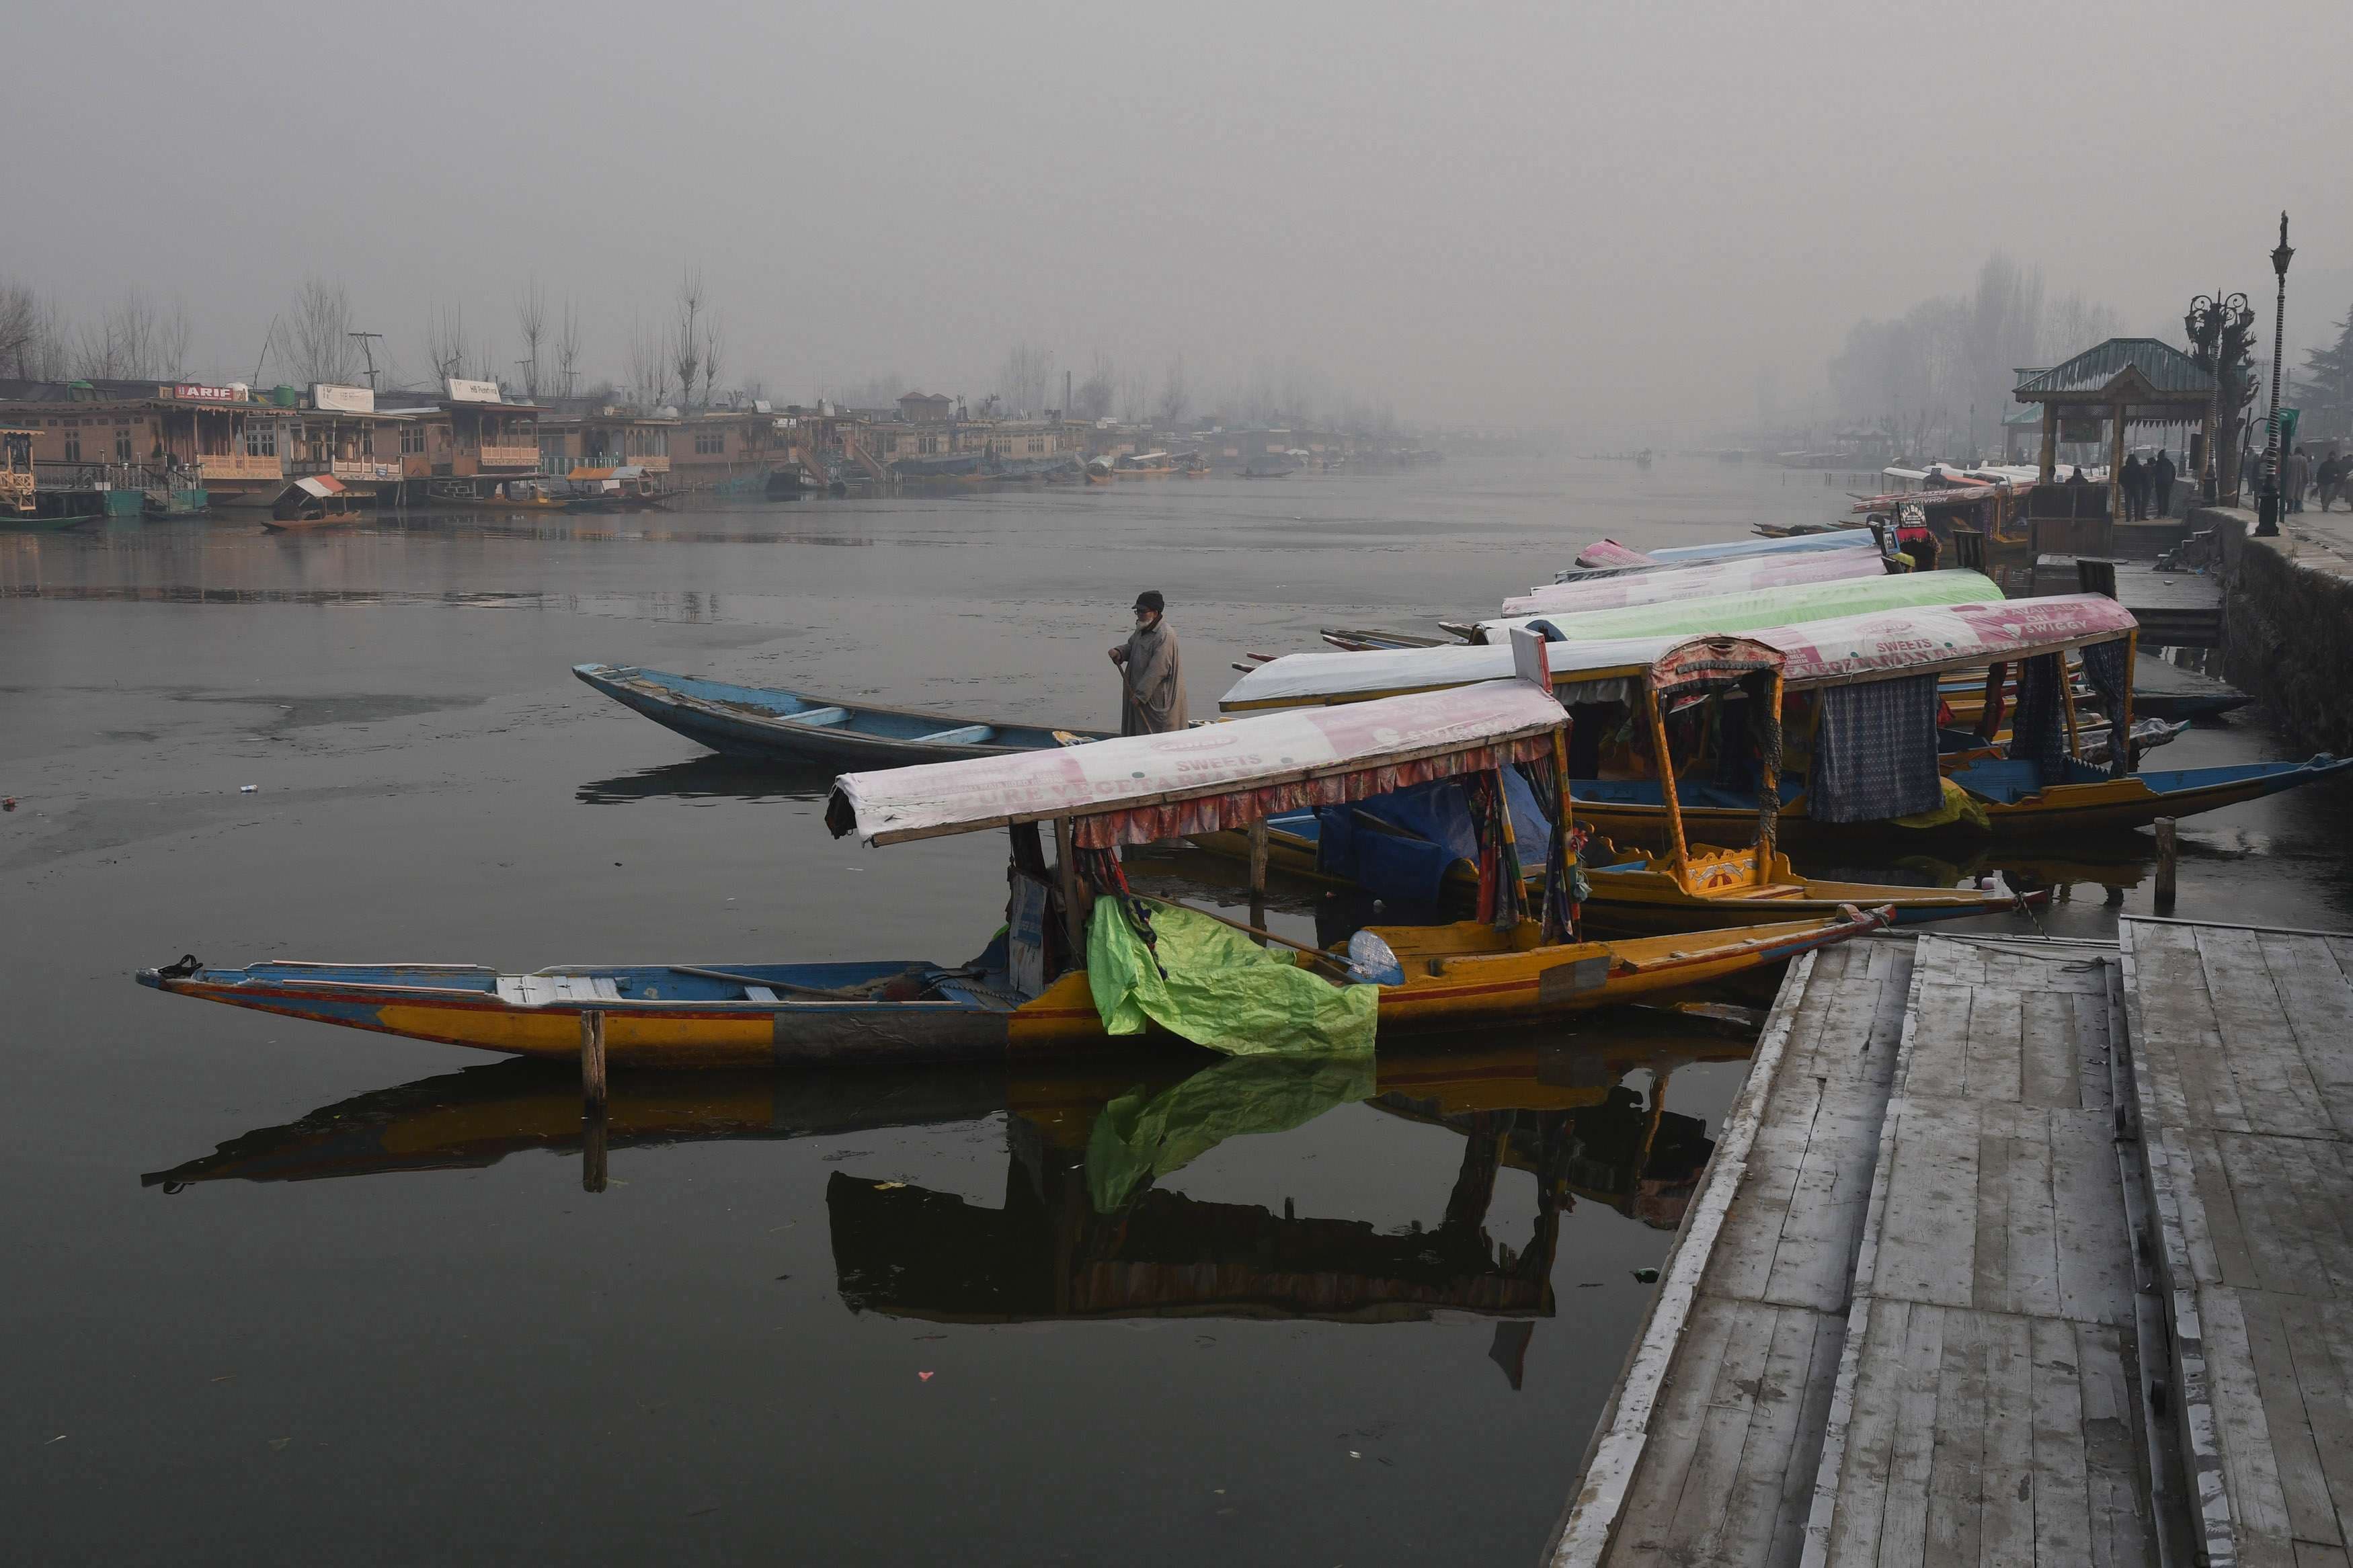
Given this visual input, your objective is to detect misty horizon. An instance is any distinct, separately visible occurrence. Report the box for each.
[5,0,2348,442]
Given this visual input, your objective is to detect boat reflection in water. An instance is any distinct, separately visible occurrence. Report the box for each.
[144,1016,1748,1368]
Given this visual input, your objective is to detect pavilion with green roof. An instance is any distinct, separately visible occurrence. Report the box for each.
[2012,339,2219,530]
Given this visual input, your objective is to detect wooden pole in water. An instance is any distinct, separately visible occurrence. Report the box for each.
[2154,817,2178,913]
[580,1009,607,1110]
[582,1108,608,1194]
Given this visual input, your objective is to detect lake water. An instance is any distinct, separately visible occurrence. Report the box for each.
[6,457,2350,1564]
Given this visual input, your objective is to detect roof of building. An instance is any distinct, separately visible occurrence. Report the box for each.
[2013,339,2217,401]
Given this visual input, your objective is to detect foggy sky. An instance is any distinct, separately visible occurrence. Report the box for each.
[8,0,2348,436]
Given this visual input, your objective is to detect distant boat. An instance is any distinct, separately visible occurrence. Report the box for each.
[266,476,364,528]
[573,663,1111,766]
[1240,464,1293,479]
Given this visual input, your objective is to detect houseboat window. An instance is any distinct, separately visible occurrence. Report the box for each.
[245,423,277,458]
[360,427,374,458]
[116,427,134,462]
[651,429,667,456]
[400,424,426,456]
[695,429,725,455]
[64,430,82,462]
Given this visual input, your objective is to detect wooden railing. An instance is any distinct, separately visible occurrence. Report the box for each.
[477,443,539,468]
[196,452,286,481]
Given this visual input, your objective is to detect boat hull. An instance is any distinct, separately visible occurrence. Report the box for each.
[574,663,1111,766]
[136,912,1886,1066]
[1563,756,2353,843]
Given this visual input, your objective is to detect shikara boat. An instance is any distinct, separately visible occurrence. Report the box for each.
[573,662,1111,765]
[265,476,364,529]
[140,673,1888,1065]
[1197,630,2037,930]
[1553,530,1868,582]
[1222,595,2353,841]
[3,509,100,532]
[1499,541,1897,620]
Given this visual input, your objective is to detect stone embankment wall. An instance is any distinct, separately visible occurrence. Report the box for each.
[2210,504,2353,755]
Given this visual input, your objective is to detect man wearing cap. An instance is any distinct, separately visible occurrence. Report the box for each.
[1110,590,1189,735]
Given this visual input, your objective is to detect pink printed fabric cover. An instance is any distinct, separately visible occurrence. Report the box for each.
[830,679,1563,848]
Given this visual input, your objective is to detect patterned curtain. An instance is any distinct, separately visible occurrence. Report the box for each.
[1808,673,1943,823]
[2078,638,2133,778]
[2006,653,2073,778]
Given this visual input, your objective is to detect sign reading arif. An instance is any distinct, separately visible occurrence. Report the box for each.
[171,383,244,403]
[313,384,375,414]
[444,378,502,404]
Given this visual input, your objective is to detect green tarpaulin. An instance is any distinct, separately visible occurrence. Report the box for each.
[1085,1054,1377,1211]
[1086,899,1379,1059]
[1525,569,1997,643]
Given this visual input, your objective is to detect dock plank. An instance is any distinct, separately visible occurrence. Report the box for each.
[1808,938,2161,1567]
[2121,919,2353,1568]
[1555,941,1919,1568]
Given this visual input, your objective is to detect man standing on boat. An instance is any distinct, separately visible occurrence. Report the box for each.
[1111,590,1189,735]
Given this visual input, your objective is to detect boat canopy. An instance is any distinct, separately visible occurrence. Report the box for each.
[291,476,348,499]
[1475,568,1997,645]
[826,678,1565,849]
[1501,542,1889,618]
[1557,530,1868,581]
[1221,594,2139,712]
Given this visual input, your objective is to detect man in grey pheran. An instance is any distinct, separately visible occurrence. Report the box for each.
[1110,590,1189,735]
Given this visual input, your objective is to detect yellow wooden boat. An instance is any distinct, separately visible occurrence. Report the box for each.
[1222,594,2352,841]
[1197,629,2036,930]
[139,665,1890,1067]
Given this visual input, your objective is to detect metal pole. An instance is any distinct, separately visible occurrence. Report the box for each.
[2258,213,2292,536]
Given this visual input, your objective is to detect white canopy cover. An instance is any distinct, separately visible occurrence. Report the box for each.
[1221,595,2140,712]
[828,678,1566,847]
[1501,543,1888,618]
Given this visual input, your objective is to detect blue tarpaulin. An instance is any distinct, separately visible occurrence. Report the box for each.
[1312,770,1554,905]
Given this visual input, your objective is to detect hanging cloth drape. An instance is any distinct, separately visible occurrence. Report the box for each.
[1746,671,1784,856]
[1513,755,1584,943]
[2005,653,2073,778]
[1808,673,1943,823]
[1974,660,2009,741]
[1462,770,1527,930]
[2077,638,2133,778]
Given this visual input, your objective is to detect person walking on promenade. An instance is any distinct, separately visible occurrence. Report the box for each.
[2318,450,2345,513]
[2151,448,2177,518]
[2286,445,2311,513]
[1109,589,1188,735]
[2121,452,2148,520]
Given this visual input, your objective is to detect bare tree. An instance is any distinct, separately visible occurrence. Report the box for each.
[515,277,547,400]
[625,313,673,409]
[155,299,193,379]
[0,284,65,378]
[288,278,359,387]
[555,298,583,400]
[1072,351,1116,421]
[998,342,1055,417]
[422,302,485,386]
[702,313,724,408]
[1155,357,1189,429]
[672,268,705,411]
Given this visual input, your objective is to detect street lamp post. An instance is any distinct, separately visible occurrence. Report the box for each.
[2257,212,2293,536]
[2186,288,2251,503]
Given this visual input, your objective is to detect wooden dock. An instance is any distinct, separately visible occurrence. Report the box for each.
[1552,928,2283,1567]
[2121,917,2353,1568]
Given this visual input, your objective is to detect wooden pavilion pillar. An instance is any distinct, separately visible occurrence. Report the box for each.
[2108,399,2128,534]
[2038,402,2058,483]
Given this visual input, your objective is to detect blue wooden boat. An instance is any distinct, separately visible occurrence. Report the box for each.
[574,663,1110,766]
